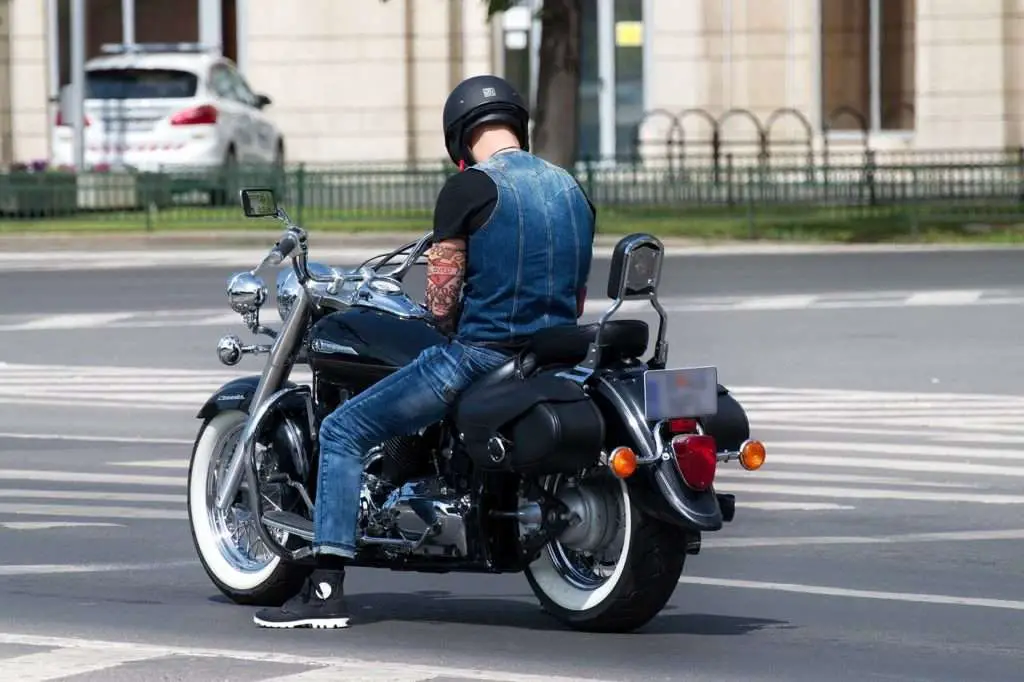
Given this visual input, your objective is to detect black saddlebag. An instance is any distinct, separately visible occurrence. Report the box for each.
[452,371,605,476]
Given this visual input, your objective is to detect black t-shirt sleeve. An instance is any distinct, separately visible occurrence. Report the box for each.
[432,168,498,242]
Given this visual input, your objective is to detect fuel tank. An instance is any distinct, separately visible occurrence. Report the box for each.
[308,307,446,391]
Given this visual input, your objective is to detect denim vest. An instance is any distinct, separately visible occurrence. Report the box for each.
[455,150,595,345]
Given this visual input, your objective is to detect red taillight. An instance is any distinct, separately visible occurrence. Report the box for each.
[55,112,91,127]
[671,434,717,491]
[170,104,218,125]
[667,418,698,434]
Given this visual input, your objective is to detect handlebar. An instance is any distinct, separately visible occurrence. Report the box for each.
[252,219,432,289]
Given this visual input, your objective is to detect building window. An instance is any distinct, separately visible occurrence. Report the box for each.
[819,0,915,133]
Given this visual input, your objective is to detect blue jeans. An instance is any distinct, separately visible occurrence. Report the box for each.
[312,339,510,558]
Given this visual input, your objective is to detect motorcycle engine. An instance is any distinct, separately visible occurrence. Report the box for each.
[372,476,470,557]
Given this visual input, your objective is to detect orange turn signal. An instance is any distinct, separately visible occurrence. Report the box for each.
[608,446,638,479]
[738,440,766,471]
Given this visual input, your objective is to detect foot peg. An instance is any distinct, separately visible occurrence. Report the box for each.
[262,510,314,541]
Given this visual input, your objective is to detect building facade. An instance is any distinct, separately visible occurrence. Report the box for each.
[0,0,1021,168]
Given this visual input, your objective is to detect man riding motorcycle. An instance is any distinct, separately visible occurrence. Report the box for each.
[253,74,596,629]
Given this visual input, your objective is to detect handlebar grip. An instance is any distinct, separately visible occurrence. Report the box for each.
[276,232,299,258]
[263,232,299,267]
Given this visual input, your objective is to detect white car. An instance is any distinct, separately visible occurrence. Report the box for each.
[52,43,284,203]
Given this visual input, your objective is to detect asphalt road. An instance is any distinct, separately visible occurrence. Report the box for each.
[1,248,1023,681]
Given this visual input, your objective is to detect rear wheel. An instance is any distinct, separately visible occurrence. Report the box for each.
[524,473,687,633]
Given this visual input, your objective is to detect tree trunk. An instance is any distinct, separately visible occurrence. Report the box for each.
[530,0,582,170]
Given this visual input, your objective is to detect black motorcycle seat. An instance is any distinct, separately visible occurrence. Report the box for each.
[462,320,649,396]
[528,320,649,366]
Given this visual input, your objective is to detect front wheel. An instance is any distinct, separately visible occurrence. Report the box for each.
[187,409,310,605]
[525,474,687,633]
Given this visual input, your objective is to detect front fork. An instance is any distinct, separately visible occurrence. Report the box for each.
[215,286,314,511]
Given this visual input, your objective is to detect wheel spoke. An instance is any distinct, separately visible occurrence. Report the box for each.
[545,474,627,592]
[203,423,295,574]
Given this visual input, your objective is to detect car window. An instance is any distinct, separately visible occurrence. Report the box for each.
[232,70,259,105]
[221,65,259,108]
[86,69,198,99]
[209,65,242,103]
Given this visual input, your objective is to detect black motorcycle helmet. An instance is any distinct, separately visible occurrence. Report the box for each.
[442,74,530,167]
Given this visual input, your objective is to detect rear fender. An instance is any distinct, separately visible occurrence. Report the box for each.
[196,375,302,420]
[593,368,725,533]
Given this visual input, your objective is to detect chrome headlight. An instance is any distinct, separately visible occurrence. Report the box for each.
[276,261,338,321]
[276,269,301,321]
[226,272,267,314]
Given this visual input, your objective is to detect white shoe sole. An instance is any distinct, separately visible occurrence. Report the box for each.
[253,615,350,629]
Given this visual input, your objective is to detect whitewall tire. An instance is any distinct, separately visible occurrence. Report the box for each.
[187,409,309,605]
[525,476,687,633]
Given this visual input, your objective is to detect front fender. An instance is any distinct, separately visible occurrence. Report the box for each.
[593,368,724,533]
[196,375,300,420]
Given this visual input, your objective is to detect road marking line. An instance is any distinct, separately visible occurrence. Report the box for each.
[746,406,1024,417]
[749,423,1024,443]
[0,489,182,504]
[0,432,193,445]
[750,415,1024,432]
[732,294,818,309]
[0,470,182,487]
[0,646,166,681]
[0,560,194,576]
[703,528,1024,549]
[0,521,123,530]
[762,453,1024,477]
[0,503,185,520]
[0,632,614,682]
[109,459,189,468]
[677,576,1024,612]
[0,397,199,411]
[2,287,1022,331]
[259,668,425,682]
[716,482,1024,504]
[715,470,978,488]
[732,385,1024,400]
[904,289,984,306]
[738,502,855,511]
[9,312,138,331]
[0,389,216,402]
[0,361,242,376]
[768,440,1024,460]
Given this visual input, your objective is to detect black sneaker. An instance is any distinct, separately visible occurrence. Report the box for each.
[253,569,350,629]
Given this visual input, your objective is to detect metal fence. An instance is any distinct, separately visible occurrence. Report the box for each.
[3,149,1024,238]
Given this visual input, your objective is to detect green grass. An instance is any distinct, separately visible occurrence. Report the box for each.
[3,203,1024,244]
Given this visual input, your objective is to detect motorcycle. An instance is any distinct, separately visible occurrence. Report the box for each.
[186,188,767,633]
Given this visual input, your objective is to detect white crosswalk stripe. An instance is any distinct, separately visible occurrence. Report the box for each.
[0,361,1022,521]
[0,632,609,682]
[1,288,1023,333]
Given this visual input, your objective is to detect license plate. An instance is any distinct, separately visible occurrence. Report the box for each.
[643,366,718,421]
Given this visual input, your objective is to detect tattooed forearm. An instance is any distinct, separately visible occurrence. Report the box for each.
[425,239,466,333]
